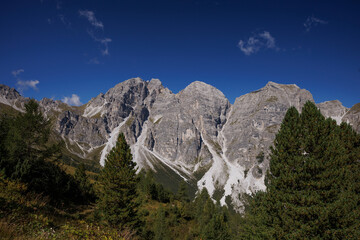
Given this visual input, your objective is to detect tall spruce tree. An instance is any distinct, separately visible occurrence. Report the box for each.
[74,163,95,202]
[241,101,360,239]
[153,206,170,240]
[0,99,62,179]
[98,133,140,230]
[0,100,82,204]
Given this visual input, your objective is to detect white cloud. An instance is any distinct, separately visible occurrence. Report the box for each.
[238,31,278,55]
[88,30,112,56]
[12,69,24,77]
[79,10,104,29]
[259,31,276,48]
[80,10,111,56]
[12,69,39,92]
[17,80,40,92]
[304,16,327,32]
[100,38,112,55]
[62,94,82,106]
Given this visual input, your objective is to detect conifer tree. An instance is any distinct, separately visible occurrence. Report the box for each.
[177,179,189,202]
[98,133,140,230]
[1,100,62,179]
[0,100,84,204]
[74,163,95,202]
[241,101,360,239]
[153,206,170,240]
[203,212,231,240]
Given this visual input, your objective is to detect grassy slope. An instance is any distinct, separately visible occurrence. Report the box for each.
[0,176,133,239]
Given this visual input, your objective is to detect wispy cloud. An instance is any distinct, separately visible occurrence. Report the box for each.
[79,10,104,29]
[12,69,40,93]
[58,14,71,27]
[17,80,40,92]
[12,69,24,77]
[88,57,100,64]
[62,94,82,106]
[87,30,112,56]
[238,31,278,55]
[259,31,276,49]
[304,16,327,32]
[79,10,111,57]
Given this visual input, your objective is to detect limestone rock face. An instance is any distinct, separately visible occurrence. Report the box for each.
[145,81,230,167]
[0,84,27,111]
[317,100,349,125]
[342,103,360,132]
[224,82,313,165]
[218,82,314,210]
[1,79,359,212]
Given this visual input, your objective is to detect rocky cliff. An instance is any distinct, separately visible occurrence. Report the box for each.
[1,79,359,212]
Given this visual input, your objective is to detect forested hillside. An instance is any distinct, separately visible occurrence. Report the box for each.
[1,100,359,239]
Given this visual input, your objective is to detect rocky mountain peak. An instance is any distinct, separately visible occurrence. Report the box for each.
[0,84,26,111]
[0,84,22,101]
[317,100,349,124]
[180,81,226,99]
[265,81,299,90]
[1,79,359,213]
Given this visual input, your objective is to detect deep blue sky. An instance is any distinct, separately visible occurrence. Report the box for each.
[0,0,359,107]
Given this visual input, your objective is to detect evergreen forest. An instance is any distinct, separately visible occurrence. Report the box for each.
[0,100,359,239]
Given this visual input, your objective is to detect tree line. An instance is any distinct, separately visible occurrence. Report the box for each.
[1,99,359,239]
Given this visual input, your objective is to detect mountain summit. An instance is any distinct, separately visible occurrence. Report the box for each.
[1,78,359,212]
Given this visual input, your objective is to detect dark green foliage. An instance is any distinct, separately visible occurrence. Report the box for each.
[191,188,231,239]
[177,179,190,202]
[74,163,96,202]
[153,206,170,240]
[0,114,11,173]
[98,133,141,230]
[138,169,171,203]
[1,100,61,178]
[256,151,265,164]
[203,212,231,240]
[0,99,82,204]
[241,101,360,239]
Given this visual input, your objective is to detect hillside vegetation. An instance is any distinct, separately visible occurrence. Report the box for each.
[0,100,359,239]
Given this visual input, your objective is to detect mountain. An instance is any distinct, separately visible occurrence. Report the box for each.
[1,79,359,212]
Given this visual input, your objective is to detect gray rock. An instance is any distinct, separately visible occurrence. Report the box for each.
[342,103,360,132]
[1,79,359,212]
[317,100,349,124]
[0,84,27,111]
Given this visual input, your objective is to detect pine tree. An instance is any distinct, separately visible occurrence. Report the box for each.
[153,206,170,240]
[177,179,189,202]
[0,100,81,204]
[203,212,231,240]
[98,133,140,230]
[241,101,360,239]
[74,163,95,202]
[1,99,62,179]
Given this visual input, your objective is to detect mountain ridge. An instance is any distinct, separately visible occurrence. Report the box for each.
[1,79,359,212]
